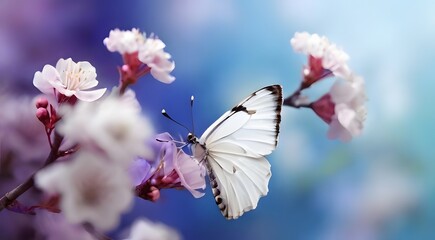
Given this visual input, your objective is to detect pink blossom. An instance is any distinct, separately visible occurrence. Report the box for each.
[311,75,367,141]
[291,32,351,88]
[138,37,175,84]
[104,29,175,85]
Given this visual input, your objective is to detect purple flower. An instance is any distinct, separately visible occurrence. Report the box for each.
[133,132,206,201]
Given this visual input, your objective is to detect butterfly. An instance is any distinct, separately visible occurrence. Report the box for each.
[187,85,283,219]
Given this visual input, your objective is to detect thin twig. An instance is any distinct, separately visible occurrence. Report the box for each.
[283,80,316,109]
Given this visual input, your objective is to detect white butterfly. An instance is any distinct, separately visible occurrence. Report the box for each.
[187,85,283,219]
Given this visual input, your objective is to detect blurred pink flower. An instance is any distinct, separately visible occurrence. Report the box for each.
[57,93,154,166]
[35,151,134,231]
[311,75,367,141]
[125,218,181,240]
[33,58,106,102]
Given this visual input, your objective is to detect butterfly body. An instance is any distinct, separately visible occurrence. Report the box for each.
[188,85,283,219]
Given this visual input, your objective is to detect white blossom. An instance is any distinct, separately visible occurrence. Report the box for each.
[103,28,175,84]
[290,32,350,77]
[33,58,106,102]
[57,94,154,166]
[103,28,175,83]
[125,219,181,240]
[35,151,134,231]
[138,37,175,84]
[116,88,142,113]
[103,28,146,54]
[328,75,367,141]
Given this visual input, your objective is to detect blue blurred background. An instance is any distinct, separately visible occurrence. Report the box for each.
[1,0,435,239]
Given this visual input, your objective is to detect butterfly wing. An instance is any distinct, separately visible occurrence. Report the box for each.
[199,85,282,219]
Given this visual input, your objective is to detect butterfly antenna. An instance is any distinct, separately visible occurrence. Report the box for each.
[190,95,195,134]
[161,109,191,133]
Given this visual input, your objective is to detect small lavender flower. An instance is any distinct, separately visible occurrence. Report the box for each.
[133,133,206,201]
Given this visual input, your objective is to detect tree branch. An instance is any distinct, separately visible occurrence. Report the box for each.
[0,133,63,212]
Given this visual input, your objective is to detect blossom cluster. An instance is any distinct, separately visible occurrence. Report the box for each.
[103,28,175,88]
[284,32,367,141]
[0,28,367,239]
[4,28,183,238]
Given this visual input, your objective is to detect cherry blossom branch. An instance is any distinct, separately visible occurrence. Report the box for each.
[283,85,312,109]
[45,128,54,149]
[0,133,63,212]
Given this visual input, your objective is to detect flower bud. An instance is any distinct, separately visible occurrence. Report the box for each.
[35,97,49,109]
[36,107,50,125]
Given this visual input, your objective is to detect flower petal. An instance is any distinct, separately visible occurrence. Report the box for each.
[130,159,152,186]
[74,88,107,102]
[33,65,60,94]
[174,151,206,198]
[327,119,352,142]
[150,68,175,84]
[336,104,356,128]
[33,71,53,95]
[78,79,99,90]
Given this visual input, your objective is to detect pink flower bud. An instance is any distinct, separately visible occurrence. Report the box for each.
[35,97,49,109]
[36,108,50,125]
